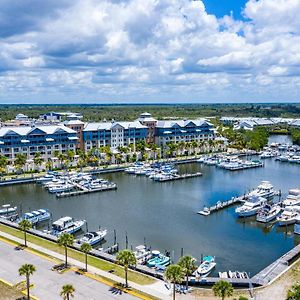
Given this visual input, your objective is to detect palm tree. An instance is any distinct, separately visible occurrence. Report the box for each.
[15,153,27,172]
[165,264,184,300]
[116,249,137,287]
[212,280,234,300]
[80,243,92,271]
[0,155,8,175]
[60,284,75,300]
[57,233,74,267]
[19,219,32,247]
[178,255,196,291]
[19,264,36,300]
[33,152,43,170]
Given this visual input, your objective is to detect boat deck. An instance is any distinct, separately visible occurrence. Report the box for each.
[155,172,202,182]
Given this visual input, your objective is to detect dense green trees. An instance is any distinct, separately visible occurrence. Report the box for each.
[291,129,300,146]
[287,283,300,300]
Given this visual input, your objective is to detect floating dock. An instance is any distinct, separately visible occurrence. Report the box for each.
[224,162,263,171]
[155,172,202,182]
[56,184,117,198]
[198,196,246,215]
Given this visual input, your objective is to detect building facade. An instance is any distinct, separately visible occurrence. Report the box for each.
[137,112,157,144]
[155,119,215,146]
[0,125,78,162]
[83,121,148,151]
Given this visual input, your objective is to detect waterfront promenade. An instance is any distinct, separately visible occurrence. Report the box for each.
[0,230,171,300]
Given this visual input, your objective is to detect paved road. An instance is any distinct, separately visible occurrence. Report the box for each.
[0,240,137,300]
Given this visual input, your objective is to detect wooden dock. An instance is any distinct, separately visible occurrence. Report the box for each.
[155,172,202,182]
[198,196,245,215]
[56,184,117,198]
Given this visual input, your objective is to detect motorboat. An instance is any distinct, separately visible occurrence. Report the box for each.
[49,183,74,194]
[78,229,107,245]
[22,209,50,225]
[256,204,282,223]
[51,216,85,236]
[133,245,151,264]
[0,204,17,215]
[198,207,210,216]
[235,197,267,217]
[277,206,300,226]
[147,250,170,268]
[282,189,300,206]
[36,174,55,183]
[246,181,275,199]
[195,256,216,276]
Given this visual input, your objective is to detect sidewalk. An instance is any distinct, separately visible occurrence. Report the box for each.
[0,231,171,300]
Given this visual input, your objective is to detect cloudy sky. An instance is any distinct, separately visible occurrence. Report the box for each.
[0,0,299,104]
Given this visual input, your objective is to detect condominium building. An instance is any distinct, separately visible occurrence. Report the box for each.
[137,112,157,144]
[0,125,78,162]
[83,121,148,151]
[155,119,215,146]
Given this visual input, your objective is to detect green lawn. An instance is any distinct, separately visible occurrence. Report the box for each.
[0,224,155,286]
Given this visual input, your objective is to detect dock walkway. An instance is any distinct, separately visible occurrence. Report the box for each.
[155,172,202,182]
[198,196,246,215]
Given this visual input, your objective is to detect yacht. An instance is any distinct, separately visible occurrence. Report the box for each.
[22,209,50,225]
[277,207,300,226]
[282,189,300,206]
[256,204,282,223]
[246,181,275,199]
[49,183,74,194]
[51,216,85,236]
[235,197,267,217]
[147,250,170,268]
[0,204,17,215]
[36,174,56,183]
[78,229,107,245]
[195,256,216,276]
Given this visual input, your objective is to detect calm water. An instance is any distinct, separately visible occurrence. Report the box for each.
[1,135,299,276]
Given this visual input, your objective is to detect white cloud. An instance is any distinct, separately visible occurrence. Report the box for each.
[0,0,299,103]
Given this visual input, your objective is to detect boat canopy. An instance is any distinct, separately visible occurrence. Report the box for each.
[203,256,214,262]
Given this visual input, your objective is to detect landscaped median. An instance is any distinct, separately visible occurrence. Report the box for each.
[0,223,160,300]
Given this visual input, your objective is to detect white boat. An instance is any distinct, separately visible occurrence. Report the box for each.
[52,216,85,236]
[256,204,282,223]
[22,209,51,225]
[195,256,216,276]
[36,174,55,183]
[198,207,210,216]
[282,189,300,206]
[49,183,74,193]
[277,207,300,226]
[235,197,267,217]
[133,245,151,263]
[78,229,107,245]
[246,181,275,199]
[0,204,17,215]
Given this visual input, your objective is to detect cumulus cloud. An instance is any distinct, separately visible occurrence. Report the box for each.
[0,0,299,103]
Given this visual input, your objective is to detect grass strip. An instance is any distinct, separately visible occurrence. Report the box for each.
[0,224,155,285]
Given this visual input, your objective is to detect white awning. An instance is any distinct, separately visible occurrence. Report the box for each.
[196,129,202,132]
[46,138,54,142]
[163,131,172,134]
[180,130,187,133]
[0,141,4,144]
[21,139,30,143]
[68,136,78,140]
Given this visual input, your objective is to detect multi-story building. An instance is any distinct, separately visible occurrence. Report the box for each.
[155,119,215,146]
[0,125,78,162]
[64,119,85,151]
[40,112,83,122]
[83,121,148,151]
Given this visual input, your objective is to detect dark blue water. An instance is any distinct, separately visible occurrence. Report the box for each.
[1,135,299,276]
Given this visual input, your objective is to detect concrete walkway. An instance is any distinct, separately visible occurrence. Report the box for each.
[0,231,171,299]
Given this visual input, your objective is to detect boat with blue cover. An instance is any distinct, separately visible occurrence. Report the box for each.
[147,250,170,268]
[195,256,216,276]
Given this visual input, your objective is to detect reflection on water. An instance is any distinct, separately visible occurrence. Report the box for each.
[0,135,299,275]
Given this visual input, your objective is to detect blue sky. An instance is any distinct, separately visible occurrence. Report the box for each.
[0,0,299,104]
[202,0,248,19]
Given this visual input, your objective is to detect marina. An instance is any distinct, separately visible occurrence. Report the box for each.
[0,135,300,278]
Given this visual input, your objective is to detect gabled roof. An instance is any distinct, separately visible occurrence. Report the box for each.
[83,121,147,132]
